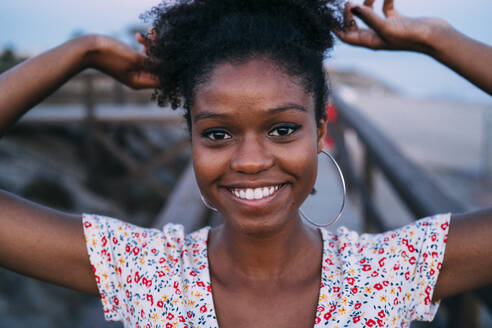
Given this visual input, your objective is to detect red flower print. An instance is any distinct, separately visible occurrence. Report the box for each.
[314,317,321,324]
[135,271,141,283]
[146,294,153,306]
[352,287,358,294]
[157,300,164,308]
[179,315,185,322]
[366,319,376,327]
[371,271,379,277]
[409,256,416,265]
[393,264,400,271]
[125,245,131,252]
[362,264,371,271]
[378,257,386,267]
[378,247,384,254]
[378,310,385,318]
[355,302,362,309]
[382,280,389,287]
[317,306,325,313]
[360,258,366,264]
[167,313,174,320]
[374,283,383,291]
[189,270,197,277]
[353,315,361,323]
[200,305,207,313]
[332,286,340,293]
[83,221,92,228]
[112,237,118,244]
[166,323,173,328]
[324,312,332,320]
[127,275,132,283]
[377,319,384,327]
[347,277,355,285]
[405,271,410,280]
[151,248,157,254]
[196,281,205,287]
[394,298,399,305]
[113,297,119,306]
[101,236,108,247]
[158,271,166,277]
[132,246,140,256]
[187,312,192,318]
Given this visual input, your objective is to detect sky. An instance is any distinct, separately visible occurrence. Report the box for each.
[1,0,491,103]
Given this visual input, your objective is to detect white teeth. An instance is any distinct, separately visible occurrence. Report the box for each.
[254,188,262,199]
[246,189,254,200]
[230,185,283,200]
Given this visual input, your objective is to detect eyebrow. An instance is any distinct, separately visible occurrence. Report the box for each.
[193,103,307,123]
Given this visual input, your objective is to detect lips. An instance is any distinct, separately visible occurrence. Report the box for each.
[228,184,285,200]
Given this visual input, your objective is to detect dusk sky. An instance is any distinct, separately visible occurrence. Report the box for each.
[1,0,491,103]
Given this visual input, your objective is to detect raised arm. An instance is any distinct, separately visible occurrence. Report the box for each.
[0,34,158,295]
[434,209,492,300]
[0,34,158,136]
[336,0,492,95]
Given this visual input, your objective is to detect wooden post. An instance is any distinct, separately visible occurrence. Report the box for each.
[83,73,98,184]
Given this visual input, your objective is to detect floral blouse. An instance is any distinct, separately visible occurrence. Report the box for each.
[82,213,450,328]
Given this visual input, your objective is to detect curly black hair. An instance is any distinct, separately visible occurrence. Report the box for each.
[143,0,344,130]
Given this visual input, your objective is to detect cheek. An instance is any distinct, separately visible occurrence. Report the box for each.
[191,141,228,196]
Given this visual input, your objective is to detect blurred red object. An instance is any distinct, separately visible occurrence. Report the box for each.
[324,104,337,148]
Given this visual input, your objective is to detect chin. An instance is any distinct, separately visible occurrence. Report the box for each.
[222,210,298,237]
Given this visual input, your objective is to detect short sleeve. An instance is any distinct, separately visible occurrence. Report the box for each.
[82,213,185,322]
[358,213,451,322]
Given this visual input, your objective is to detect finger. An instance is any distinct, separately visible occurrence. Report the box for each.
[136,32,151,48]
[351,5,388,34]
[363,0,376,9]
[343,2,359,32]
[382,0,398,17]
[131,72,160,90]
[336,28,386,50]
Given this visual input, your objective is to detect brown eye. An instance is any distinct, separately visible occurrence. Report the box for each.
[268,124,301,137]
[203,129,232,141]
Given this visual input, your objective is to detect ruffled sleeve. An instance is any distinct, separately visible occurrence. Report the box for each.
[81,213,185,322]
[358,213,451,322]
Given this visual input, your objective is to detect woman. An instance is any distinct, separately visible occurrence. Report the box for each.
[0,0,491,327]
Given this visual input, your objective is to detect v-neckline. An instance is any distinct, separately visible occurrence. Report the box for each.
[197,226,331,328]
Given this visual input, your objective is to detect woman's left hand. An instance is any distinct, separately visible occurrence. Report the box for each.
[335,0,446,54]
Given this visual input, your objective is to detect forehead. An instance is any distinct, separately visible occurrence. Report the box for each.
[191,58,314,118]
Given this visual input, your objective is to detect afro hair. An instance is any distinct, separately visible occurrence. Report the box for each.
[143,0,344,128]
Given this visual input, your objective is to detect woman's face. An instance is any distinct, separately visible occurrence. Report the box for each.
[191,58,325,234]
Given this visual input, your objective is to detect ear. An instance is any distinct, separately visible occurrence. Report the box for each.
[316,118,327,153]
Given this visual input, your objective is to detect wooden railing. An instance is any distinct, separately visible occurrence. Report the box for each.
[331,94,492,328]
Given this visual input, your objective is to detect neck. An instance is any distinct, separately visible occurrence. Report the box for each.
[208,214,322,284]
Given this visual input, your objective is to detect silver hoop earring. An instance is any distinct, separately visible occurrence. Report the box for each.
[200,194,218,212]
[299,150,346,228]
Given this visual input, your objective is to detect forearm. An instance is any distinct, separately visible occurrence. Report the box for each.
[425,23,492,95]
[0,36,96,136]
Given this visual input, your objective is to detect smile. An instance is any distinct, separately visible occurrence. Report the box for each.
[228,184,285,201]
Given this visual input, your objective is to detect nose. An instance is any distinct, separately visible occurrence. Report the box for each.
[230,135,274,174]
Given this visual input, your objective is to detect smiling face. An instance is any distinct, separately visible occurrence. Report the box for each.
[191,57,326,234]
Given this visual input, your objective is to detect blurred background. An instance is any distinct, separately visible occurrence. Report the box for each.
[0,0,491,327]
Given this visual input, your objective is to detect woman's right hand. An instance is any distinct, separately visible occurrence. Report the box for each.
[82,34,159,90]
